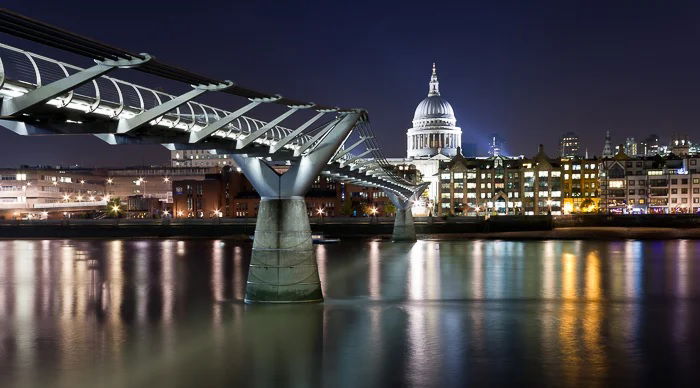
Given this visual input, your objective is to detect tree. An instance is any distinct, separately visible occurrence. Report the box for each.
[383,202,396,216]
[580,198,595,213]
[106,197,123,218]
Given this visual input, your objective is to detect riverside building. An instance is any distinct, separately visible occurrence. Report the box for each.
[436,145,563,216]
[560,157,600,213]
[599,151,700,214]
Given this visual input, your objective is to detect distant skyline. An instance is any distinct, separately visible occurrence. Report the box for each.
[1,0,699,166]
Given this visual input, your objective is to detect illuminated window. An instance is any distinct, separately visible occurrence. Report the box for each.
[609,180,624,188]
[454,173,464,179]
[539,171,549,177]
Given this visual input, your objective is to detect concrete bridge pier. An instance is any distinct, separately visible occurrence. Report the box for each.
[247,196,321,303]
[232,112,362,303]
[385,182,428,242]
[392,204,416,242]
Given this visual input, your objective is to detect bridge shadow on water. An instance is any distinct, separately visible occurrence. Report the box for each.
[0,238,700,387]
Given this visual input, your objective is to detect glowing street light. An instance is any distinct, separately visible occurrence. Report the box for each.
[163,210,170,217]
[316,208,325,216]
[63,194,70,202]
[177,210,184,217]
[41,211,48,218]
[163,177,170,183]
[106,178,113,184]
[89,195,95,201]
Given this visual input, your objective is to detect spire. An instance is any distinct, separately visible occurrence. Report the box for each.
[602,130,613,158]
[428,62,440,96]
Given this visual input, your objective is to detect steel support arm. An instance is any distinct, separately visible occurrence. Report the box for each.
[189,100,260,143]
[293,119,341,156]
[236,107,303,149]
[1,55,151,117]
[282,112,362,196]
[117,81,231,134]
[269,111,325,154]
[331,136,372,162]
[341,148,377,168]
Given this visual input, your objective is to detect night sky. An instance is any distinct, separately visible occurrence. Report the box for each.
[1,0,700,167]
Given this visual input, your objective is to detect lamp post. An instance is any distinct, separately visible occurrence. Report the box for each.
[370,206,378,223]
[316,207,325,224]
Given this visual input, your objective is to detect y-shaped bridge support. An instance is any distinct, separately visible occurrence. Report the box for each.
[385,183,429,242]
[233,112,362,303]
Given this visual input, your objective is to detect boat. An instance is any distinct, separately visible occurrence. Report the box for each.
[247,233,340,244]
[312,234,340,244]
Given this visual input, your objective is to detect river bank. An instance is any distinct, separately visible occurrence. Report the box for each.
[427,227,700,240]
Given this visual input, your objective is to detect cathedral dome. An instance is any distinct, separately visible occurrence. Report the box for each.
[413,95,455,122]
[411,63,456,126]
[406,63,462,160]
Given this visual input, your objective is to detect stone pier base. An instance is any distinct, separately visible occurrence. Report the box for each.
[245,197,322,303]
[392,207,416,242]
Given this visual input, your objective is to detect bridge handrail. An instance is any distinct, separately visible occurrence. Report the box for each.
[0,42,316,148]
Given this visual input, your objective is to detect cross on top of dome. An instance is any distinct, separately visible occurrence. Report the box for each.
[429,62,440,96]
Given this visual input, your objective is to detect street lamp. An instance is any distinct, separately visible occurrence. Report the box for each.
[135,177,147,197]
[370,206,378,222]
[163,177,170,183]
[177,210,184,217]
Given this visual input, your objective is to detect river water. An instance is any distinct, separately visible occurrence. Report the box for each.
[0,238,699,387]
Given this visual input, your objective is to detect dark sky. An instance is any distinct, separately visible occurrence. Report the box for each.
[2,0,700,167]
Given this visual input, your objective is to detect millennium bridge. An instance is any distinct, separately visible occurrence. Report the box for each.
[0,9,426,303]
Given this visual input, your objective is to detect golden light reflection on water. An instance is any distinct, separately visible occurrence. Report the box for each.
[0,239,699,387]
[368,241,381,300]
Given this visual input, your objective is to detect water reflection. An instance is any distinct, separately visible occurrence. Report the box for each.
[0,239,699,387]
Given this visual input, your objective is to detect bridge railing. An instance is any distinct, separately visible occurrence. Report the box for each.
[0,42,314,148]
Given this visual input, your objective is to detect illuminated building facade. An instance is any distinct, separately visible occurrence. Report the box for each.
[599,152,700,214]
[437,145,562,216]
[560,157,600,214]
